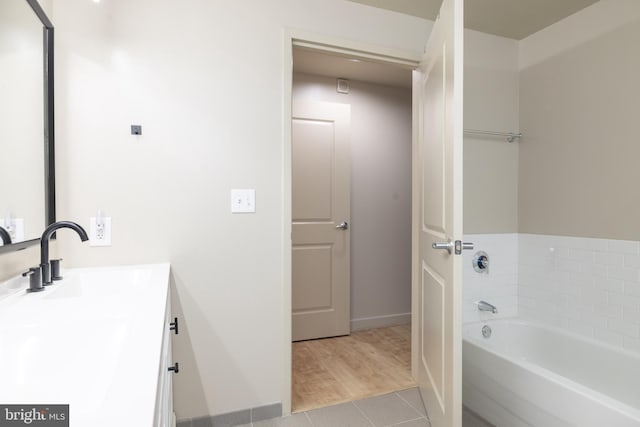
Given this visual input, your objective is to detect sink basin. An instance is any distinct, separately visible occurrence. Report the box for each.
[0,263,170,426]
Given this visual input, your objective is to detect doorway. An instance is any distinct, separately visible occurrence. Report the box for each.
[290,44,415,412]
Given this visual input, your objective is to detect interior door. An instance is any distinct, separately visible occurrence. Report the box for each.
[291,101,351,342]
[413,0,464,426]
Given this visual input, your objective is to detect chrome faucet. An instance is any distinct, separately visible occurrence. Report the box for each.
[40,221,88,285]
[477,300,498,314]
[0,226,11,245]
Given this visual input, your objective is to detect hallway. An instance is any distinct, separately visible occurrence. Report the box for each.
[292,324,414,412]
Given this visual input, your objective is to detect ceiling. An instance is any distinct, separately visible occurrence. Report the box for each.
[294,0,602,88]
[293,47,414,88]
[348,0,600,40]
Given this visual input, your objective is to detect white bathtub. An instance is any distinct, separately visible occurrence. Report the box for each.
[462,318,640,427]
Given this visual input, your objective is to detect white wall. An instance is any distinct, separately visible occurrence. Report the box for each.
[292,73,412,331]
[519,2,640,240]
[514,1,640,352]
[47,0,429,419]
[463,29,519,234]
[461,30,520,323]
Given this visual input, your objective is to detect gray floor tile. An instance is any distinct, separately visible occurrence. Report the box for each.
[306,402,373,427]
[177,419,193,427]
[252,413,313,427]
[396,388,427,417]
[192,415,214,427]
[390,419,431,427]
[353,393,423,427]
[212,410,252,427]
[462,406,495,427]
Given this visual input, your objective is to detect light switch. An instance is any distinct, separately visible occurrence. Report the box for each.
[231,189,256,213]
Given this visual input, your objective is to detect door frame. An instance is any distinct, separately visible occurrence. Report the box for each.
[282,29,421,415]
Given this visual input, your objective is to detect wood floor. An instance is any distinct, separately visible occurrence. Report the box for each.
[292,324,415,412]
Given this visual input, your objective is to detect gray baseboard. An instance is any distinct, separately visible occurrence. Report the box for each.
[350,312,411,331]
[177,403,281,427]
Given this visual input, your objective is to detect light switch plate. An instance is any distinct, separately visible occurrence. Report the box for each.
[89,217,112,246]
[231,189,256,213]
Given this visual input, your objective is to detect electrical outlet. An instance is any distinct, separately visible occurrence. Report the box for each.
[0,218,23,243]
[89,216,112,246]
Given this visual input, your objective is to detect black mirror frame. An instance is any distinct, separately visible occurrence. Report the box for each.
[0,0,55,255]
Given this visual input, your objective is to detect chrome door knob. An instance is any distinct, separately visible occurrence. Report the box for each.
[335,221,349,230]
[432,240,453,254]
[432,240,474,255]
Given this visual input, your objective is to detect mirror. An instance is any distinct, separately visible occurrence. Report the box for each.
[0,0,55,253]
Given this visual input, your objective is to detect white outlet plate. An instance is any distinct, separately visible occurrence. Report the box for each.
[0,218,24,243]
[89,217,112,246]
[231,189,256,213]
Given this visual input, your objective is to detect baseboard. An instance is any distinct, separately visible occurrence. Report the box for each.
[350,312,411,331]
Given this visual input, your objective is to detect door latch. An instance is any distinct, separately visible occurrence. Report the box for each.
[432,239,474,255]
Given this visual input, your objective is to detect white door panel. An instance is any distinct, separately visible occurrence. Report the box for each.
[413,0,464,426]
[292,102,351,342]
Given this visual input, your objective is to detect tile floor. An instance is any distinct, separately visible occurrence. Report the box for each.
[238,388,429,427]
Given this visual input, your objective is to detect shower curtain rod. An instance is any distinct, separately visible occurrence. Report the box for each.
[464,128,522,143]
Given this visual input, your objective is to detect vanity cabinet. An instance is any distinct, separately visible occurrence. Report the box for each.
[0,263,174,426]
[155,289,177,427]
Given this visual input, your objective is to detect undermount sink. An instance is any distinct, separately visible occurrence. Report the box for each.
[0,263,171,426]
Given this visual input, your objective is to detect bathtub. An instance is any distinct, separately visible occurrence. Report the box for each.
[462,318,640,427]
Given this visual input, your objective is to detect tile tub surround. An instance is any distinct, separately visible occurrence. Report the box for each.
[463,234,519,323]
[519,234,640,353]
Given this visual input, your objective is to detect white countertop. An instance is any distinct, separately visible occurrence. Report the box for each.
[0,263,171,427]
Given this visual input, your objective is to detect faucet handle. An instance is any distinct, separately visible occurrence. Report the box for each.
[51,258,64,281]
[23,267,44,293]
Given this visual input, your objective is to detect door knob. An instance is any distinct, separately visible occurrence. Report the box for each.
[335,221,349,230]
[432,240,453,254]
[432,240,474,255]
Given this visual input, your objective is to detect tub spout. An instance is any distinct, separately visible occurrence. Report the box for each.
[477,300,498,314]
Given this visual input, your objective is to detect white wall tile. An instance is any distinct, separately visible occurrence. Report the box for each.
[463,233,518,323]
[607,319,639,338]
[594,278,624,293]
[623,336,640,353]
[518,234,640,353]
[467,233,640,354]
[607,239,640,254]
[623,307,640,324]
[594,327,624,347]
[623,254,640,269]
[595,252,624,267]
[624,282,640,297]
[609,292,640,309]
[607,266,639,283]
